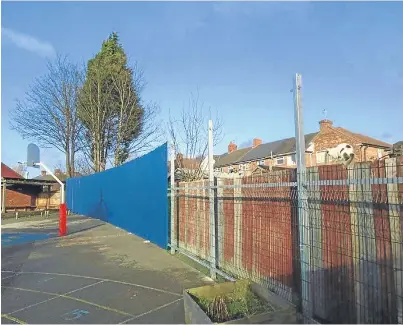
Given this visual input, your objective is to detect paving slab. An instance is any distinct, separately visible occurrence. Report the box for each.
[11,295,130,324]
[1,272,99,294]
[1,286,50,314]
[1,214,213,324]
[132,298,185,324]
[69,280,180,316]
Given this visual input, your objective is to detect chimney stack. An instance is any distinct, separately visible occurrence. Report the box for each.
[228,142,237,153]
[41,170,46,176]
[319,119,333,132]
[253,138,262,148]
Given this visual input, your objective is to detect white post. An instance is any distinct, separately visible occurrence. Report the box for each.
[208,120,217,279]
[35,162,64,204]
[1,182,6,214]
[294,73,312,318]
[170,144,176,254]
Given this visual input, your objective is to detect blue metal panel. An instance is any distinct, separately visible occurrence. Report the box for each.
[66,144,168,248]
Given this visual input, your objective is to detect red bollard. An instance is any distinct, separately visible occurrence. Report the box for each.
[59,203,67,236]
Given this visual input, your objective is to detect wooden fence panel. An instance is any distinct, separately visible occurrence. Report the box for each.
[386,158,402,324]
[172,158,401,323]
[372,160,396,323]
[319,164,354,323]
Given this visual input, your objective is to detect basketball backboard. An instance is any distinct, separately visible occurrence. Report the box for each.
[27,143,40,168]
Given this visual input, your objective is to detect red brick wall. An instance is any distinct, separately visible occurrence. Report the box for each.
[311,126,391,165]
[2,186,37,210]
[363,147,388,161]
[313,125,360,160]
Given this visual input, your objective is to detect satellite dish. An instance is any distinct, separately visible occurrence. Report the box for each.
[27,143,40,168]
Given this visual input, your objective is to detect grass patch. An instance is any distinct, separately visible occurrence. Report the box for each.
[190,281,273,323]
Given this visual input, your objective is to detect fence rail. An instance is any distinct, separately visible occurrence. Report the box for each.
[173,177,403,191]
[169,158,403,324]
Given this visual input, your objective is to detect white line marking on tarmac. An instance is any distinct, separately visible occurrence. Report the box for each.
[37,276,56,284]
[1,313,26,324]
[1,270,181,297]
[4,284,133,317]
[119,298,183,324]
[7,280,105,315]
[1,274,18,281]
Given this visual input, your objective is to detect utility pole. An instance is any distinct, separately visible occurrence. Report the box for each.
[293,73,312,319]
[208,120,216,279]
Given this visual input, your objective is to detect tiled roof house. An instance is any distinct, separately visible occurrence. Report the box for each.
[214,120,392,175]
[1,163,24,179]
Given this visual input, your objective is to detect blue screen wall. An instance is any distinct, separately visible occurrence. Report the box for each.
[66,143,168,248]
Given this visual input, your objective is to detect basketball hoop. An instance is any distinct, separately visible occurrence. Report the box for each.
[26,143,67,236]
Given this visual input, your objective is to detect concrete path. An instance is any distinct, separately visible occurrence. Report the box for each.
[1,215,213,324]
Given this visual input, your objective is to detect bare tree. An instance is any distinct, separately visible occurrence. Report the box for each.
[74,154,94,176]
[168,92,224,181]
[53,161,66,173]
[10,55,83,177]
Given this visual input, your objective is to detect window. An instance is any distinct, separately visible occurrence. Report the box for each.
[275,157,284,165]
[258,160,265,166]
[289,154,297,165]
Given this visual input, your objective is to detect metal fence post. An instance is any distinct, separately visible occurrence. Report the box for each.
[208,120,217,279]
[293,73,312,319]
[170,144,176,255]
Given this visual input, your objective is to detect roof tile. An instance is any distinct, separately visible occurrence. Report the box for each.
[1,163,23,179]
[336,128,392,148]
[240,133,318,163]
[215,147,253,167]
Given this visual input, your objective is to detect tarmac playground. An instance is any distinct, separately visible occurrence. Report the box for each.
[1,214,212,324]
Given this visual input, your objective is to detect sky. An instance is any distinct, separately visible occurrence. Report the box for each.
[1,1,403,177]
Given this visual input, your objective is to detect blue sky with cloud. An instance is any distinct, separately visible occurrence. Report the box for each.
[1,1,402,175]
